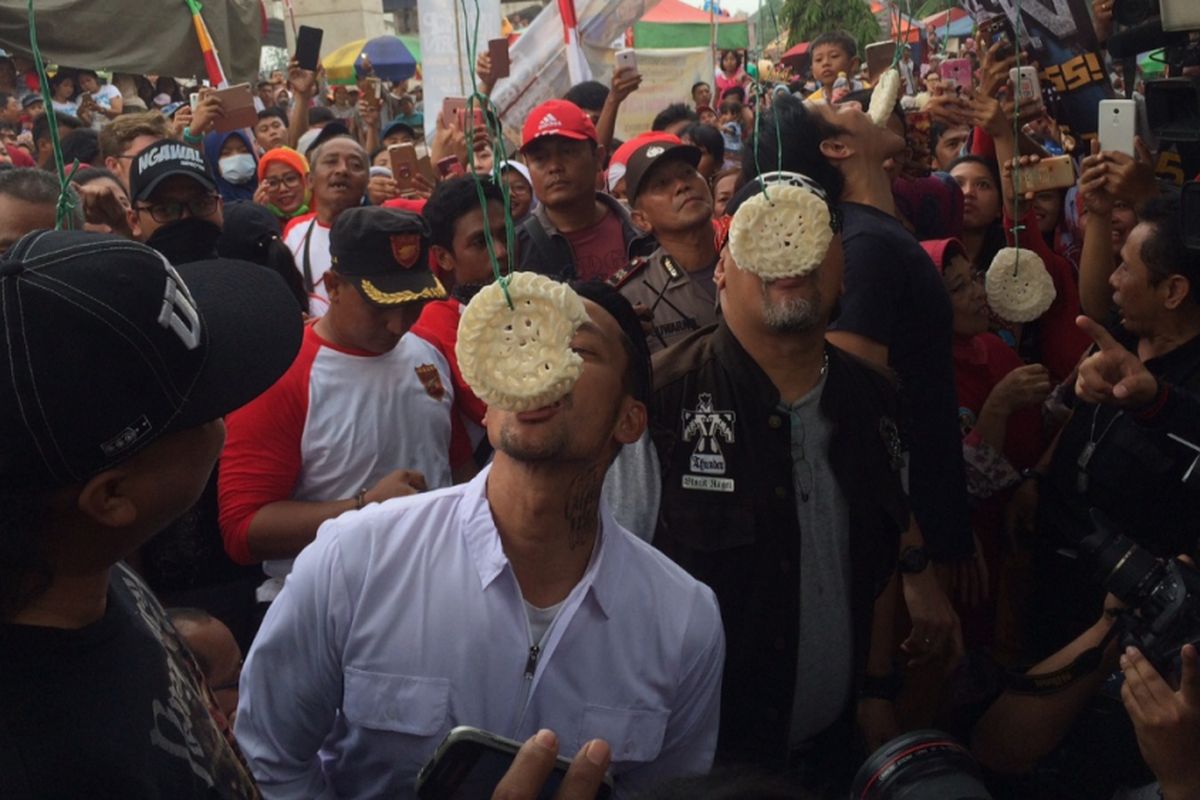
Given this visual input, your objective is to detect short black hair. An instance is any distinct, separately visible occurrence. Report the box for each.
[570,280,651,408]
[651,103,699,132]
[69,165,123,189]
[721,86,746,103]
[59,128,100,166]
[0,168,83,227]
[563,80,609,112]
[48,70,76,97]
[0,91,13,109]
[681,122,724,166]
[811,30,858,60]
[742,93,846,202]
[422,175,505,252]
[946,154,1001,192]
[75,69,99,83]
[691,81,710,96]
[32,111,83,147]
[307,106,335,126]
[719,50,743,70]
[1139,195,1199,304]
[257,107,287,127]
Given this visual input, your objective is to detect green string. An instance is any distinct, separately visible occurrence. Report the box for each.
[457,0,516,309]
[27,0,76,229]
[750,0,781,201]
[1010,1,1025,276]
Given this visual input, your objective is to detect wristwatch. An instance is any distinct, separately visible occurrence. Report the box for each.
[897,545,930,574]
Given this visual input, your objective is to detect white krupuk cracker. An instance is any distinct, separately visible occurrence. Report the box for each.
[870,69,901,126]
[985,247,1057,323]
[456,272,588,411]
[728,184,833,279]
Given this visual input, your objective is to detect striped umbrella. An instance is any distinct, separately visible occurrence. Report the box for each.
[323,35,419,86]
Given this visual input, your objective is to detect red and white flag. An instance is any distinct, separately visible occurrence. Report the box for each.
[557,0,592,84]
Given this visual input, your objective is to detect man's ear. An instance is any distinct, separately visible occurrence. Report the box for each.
[714,247,729,290]
[104,156,120,174]
[1162,274,1191,311]
[325,270,344,301]
[126,207,142,240]
[595,143,607,170]
[615,397,647,445]
[76,469,138,529]
[629,207,653,234]
[431,244,456,273]
[820,136,854,162]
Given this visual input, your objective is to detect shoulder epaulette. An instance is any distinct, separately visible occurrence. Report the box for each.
[608,257,649,289]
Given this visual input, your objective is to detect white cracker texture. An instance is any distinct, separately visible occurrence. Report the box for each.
[870,69,901,126]
[985,247,1057,323]
[728,184,833,279]
[456,272,588,411]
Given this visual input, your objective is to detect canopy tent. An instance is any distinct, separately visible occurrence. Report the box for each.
[0,0,261,85]
[870,1,922,43]
[780,41,809,75]
[634,0,749,50]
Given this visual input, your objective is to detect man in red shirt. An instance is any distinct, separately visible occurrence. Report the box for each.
[515,99,653,281]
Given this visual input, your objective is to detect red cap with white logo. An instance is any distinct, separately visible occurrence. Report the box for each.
[521,99,598,150]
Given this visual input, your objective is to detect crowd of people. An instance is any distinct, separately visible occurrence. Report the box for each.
[2,8,1200,798]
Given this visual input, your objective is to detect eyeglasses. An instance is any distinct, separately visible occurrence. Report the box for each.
[135,194,219,223]
[263,173,304,190]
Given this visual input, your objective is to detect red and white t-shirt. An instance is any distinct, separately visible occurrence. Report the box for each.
[282,212,332,317]
[410,298,488,464]
[218,323,454,594]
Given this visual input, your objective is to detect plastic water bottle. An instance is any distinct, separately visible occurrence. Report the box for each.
[831,71,850,103]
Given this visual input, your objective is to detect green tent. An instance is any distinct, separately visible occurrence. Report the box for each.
[634,0,749,50]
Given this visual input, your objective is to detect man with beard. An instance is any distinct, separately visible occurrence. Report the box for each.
[643,173,906,793]
[234,282,724,799]
[127,139,224,264]
[281,136,369,316]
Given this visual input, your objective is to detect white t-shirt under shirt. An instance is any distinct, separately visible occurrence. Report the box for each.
[282,212,332,317]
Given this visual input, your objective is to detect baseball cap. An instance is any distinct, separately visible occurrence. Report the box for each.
[20,94,43,110]
[129,139,218,203]
[0,230,302,486]
[521,99,597,150]
[607,132,680,192]
[329,207,446,307]
[381,118,417,141]
[304,120,352,159]
[623,139,702,204]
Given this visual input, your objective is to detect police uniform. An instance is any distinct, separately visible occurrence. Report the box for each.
[609,246,719,353]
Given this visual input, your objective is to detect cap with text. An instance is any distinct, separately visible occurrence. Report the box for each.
[521,99,598,150]
[330,206,446,307]
[129,138,218,203]
[0,230,302,486]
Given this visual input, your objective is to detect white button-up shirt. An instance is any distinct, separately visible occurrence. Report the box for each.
[235,465,725,799]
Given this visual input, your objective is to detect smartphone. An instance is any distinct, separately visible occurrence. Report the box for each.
[488,38,511,80]
[211,83,258,133]
[389,142,418,194]
[1010,66,1042,108]
[437,155,465,178]
[940,59,972,92]
[364,76,382,107]
[1098,98,1137,156]
[977,14,1016,59]
[417,154,436,184]
[295,25,324,72]
[442,96,467,127]
[1013,154,1076,193]
[615,48,638,76]
[865,40,894,85]
[189,91,199,110]
[415,726,614,800]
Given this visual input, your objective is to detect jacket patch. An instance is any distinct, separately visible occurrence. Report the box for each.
[682,393,736,487]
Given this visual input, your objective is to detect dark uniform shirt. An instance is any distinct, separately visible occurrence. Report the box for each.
[648,321,908,769]
[609,246,720,352]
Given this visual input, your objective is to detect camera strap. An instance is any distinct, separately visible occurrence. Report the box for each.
[1003,617,1126,695]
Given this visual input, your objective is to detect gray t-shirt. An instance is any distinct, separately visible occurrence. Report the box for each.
[787,374,854,746]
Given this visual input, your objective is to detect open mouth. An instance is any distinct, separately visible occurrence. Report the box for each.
[515,398,565,423]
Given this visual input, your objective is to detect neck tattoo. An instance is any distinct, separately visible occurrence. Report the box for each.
[564,462,606,551]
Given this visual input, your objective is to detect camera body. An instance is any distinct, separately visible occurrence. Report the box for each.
[1079,510,1200,677]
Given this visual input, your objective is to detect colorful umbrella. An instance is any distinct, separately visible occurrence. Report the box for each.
[324,35,418,85]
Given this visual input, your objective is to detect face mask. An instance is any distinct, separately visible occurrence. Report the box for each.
[219,153,256,185]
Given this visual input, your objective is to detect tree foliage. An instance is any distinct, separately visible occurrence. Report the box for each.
[780,0,883,50]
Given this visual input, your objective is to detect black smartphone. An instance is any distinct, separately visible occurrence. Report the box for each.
[415,726,614,800]
[296,25,324,72]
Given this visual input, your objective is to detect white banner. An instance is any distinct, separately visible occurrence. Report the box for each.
[612,48,712,141]
[418,0,501,141]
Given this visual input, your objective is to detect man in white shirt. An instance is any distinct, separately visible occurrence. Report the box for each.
[235,282,725,799]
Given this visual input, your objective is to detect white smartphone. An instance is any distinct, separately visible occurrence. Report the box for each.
[189,92,199,109]
[1098,99,1136,157]
[1009,66,1042,108]
[615,48,638,76]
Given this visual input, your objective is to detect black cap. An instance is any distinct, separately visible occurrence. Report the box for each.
[306,120,352,158]
[624,141,702,204]
[0,230,302,486]
[129,138,218,202]
[382,118,417,141]
[21,94,43,109]
[329,207,446,307]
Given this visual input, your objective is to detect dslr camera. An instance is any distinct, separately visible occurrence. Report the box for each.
[1080,510,1200,677]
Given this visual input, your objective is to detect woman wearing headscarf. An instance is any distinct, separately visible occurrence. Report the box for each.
[203,130,259,203]
[254,146,311,221]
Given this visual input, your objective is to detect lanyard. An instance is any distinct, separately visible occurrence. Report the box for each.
[300,219,317,293]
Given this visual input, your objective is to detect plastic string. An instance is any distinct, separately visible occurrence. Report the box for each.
[456,0,516,308]
[27,0,77,229]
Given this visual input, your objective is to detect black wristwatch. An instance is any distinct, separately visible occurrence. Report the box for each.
[897,545,930,574]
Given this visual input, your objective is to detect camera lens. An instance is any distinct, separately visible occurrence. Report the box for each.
[1080,515,1163,605]
[851,731,992,800]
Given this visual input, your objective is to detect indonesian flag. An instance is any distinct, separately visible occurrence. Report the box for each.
[557,0,592,84]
